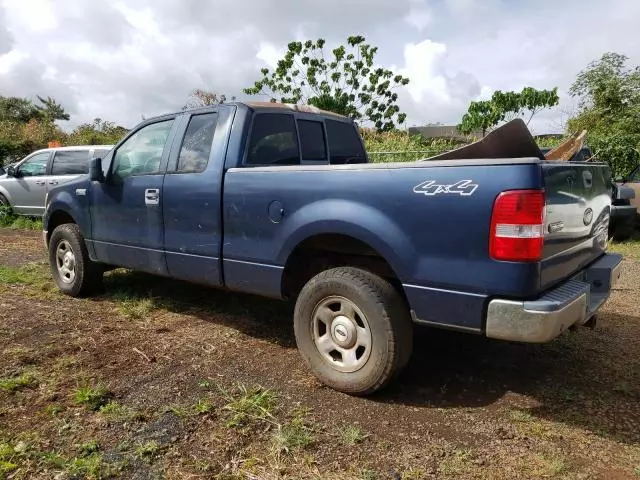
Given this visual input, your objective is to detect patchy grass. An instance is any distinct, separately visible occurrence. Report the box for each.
[340,425,369,446]
[221,384,277,428]
[0,207,42,230]
[73,383,111,411]
[438,449,474,476]
[192,397,214,415]
[112,291,156,319]
[99,401,140,422]
[135,441,161,462]
[273,413,315,454]
[0,263,49,287]
[609,239,640,259]
[0,370,37,392]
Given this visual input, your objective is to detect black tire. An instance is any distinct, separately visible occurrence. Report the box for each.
[293,267,413,396]
[48,223,103,297]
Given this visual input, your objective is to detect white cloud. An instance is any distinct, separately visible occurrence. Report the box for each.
[0,0,639,134]
[404,5,432,31]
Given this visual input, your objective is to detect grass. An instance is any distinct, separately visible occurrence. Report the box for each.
[112,290,156,319]
[0,206,42,230]
[340,425,369,446]
[0,263,49,288]
[221,384,277,428]
[609,239,640,259]
[439,449,474,476]
[0,371,37,392]
[193,398,214,415]
[99,401,139,422]
[135,441,161,462]
[73,383,111,411]
[273,413,315,454]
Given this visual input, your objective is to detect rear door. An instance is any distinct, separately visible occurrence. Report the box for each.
[7,151,51,215]
[89,117,178,274]
[162,110,223,285]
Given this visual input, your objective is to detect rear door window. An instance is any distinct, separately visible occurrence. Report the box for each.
[246,113,300,166]
[298,120,327,162]
[51,150,90,175]
[326,119,366,164]
[176,113,218,173]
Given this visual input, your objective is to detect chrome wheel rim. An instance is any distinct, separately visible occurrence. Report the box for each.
[312,296,372,373]
[55,240,76,284]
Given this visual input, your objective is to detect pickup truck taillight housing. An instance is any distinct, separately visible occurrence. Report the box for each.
[490,189,545,262]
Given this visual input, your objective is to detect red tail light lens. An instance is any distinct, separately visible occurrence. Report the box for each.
[490,189,545,262]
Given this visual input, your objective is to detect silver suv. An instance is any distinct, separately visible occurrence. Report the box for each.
[0,145,113,216]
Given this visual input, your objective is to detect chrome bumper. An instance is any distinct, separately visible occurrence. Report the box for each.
[485,253,623,343]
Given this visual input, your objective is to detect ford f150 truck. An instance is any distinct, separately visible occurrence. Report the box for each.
[42,102,623,395]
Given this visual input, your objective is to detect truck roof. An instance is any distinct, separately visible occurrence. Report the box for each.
[155,101,350,122]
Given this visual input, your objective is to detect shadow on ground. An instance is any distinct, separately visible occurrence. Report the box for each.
[99,269,640,446]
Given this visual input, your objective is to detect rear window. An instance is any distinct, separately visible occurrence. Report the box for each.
[176,112,218,173]
[246,113,300,166]
[51,151,89,175]
[326,120,366,164]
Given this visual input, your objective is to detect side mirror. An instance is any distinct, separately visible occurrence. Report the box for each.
[6,166,16,177]
[89,157,105,183]
[614,175,625,183]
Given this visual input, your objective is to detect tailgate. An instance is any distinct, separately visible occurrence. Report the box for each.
[540,161,612,290]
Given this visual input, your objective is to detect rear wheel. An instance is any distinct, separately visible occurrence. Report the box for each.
[293,267,413,395]
[48,223,103,297]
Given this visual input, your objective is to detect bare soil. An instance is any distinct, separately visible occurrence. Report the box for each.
[0,228,639,479]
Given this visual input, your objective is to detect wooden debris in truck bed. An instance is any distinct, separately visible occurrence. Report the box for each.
[544,130,588,161]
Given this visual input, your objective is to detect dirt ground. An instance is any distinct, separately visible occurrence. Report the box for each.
[0,228,639,479]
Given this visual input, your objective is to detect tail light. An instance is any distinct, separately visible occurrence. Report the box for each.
[490,189,545,262]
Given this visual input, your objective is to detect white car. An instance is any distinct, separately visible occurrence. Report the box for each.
[0,145,113,216]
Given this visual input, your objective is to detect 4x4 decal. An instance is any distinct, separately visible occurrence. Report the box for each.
[413,179,478,196]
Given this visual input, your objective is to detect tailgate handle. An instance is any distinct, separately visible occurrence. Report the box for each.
[583,171,593,188]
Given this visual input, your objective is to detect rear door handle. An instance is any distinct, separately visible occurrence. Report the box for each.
[35,180,46,186]
[49,180,58,185]
[145,188,160,206]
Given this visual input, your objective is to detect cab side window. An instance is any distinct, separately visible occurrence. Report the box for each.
[111,119,174,183]
[245,114,300,166]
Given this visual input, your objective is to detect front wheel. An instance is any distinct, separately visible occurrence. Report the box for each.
[293,267,413,396]
[48,223,103,297]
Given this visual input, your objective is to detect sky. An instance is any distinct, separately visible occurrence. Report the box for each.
[0,0,639,134]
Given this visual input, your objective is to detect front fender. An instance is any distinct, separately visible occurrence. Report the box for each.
[276,199,416,280]
[44,187,92,249]
[0,184,12,204]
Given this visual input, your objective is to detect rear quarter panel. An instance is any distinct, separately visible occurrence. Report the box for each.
[222,160,544,330]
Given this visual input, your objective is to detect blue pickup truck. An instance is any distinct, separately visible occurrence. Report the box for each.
[43,102,622,395]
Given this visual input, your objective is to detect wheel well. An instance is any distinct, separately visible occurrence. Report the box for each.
[46,211,76,245]
[281,234,403,301]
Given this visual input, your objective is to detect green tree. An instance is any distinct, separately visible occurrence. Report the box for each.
[244,36,410,132]
[458,87,559,136]
[0,95,70,123]
[183,89,236,110]
[568,53,640,176]
[35,95,70,121]
[66,118,128,145]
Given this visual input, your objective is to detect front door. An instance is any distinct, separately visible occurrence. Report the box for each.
[89,117,177,274]
[8,151,52,215]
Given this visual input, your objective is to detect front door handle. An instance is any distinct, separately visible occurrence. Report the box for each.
[49,180,58,185]
[35,180,46,186]
[145,188,160,206]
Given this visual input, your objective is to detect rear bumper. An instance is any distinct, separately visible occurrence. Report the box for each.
[611,204,637,221]
[485,253,623,343]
